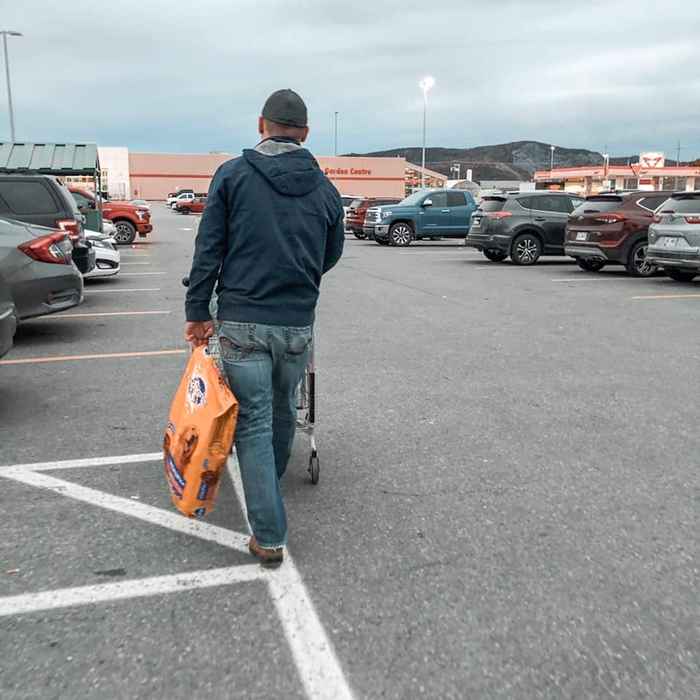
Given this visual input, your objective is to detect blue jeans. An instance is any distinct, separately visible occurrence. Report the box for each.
[218,321,313,548]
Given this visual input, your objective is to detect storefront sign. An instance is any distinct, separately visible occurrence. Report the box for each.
[324,167,372,177]
[639,152,665,169]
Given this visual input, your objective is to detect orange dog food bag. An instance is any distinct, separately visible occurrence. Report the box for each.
[163,346,238,518]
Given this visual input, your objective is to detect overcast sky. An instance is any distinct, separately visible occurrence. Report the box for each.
[2,0,699,159]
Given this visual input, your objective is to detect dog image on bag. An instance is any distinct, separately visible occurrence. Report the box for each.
[163,346,238,518]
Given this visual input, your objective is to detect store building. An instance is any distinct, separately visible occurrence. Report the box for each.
[90,148,408,200]
[535,152,700,195]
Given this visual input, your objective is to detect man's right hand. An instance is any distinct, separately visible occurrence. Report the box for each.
[185,321,214,348]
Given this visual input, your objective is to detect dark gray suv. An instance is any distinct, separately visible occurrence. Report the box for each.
[465,192,585,265]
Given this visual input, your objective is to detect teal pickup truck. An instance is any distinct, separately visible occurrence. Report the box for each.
[365,189,477,246]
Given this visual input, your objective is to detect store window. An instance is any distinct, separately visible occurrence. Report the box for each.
[624,178,638,190]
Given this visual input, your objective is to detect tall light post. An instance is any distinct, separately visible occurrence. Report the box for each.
[602,152,610,189]
[333,111,338,156]
[549,144,555,173]
[1,30,22,142]
[419,76,435,188]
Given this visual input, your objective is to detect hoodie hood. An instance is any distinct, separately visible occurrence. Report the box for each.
[243,147,324,197]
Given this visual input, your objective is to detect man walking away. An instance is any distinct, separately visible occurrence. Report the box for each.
[184,89,344,566]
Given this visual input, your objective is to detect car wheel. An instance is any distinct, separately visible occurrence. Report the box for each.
[511,233,542,265]
[626,240,656,277]
[113,220,137,245]
[354,231,366,240]
[576,258,606,272]
[483,249,507,262]
[389,222,413,247]
[665,268,697,282]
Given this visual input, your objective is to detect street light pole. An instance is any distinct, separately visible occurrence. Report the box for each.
[1,30,22,142]
[334,111,338,156]
[549,145,555,173]
[419,76,435,189]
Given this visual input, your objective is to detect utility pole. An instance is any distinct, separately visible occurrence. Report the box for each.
[333,112,338,156]
[419,76,435,189]
[1,30,22,142]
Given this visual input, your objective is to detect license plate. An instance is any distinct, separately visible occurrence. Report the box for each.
[662,236,680,248]
[576,232,588,241]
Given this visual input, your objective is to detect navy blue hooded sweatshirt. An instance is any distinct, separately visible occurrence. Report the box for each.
[185,138,344,326]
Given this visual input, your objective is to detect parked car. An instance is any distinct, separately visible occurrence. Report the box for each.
[646,191,700,282]
[340,195,361,231]
[175,196,207,214]
[371,189,478,246]
[102,219,118,237]
[464,191,584,265]
[0,274,17,358]
[0,217,83,319]
[564,191,671,276]
[83,230,120,279]
[0,175,95,274]
[170,192,207,210]
[346,197,402,239]
[69,186,152,246]
[167,189,195,206]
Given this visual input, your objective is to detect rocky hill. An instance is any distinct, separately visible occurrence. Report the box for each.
[346,141,635,181]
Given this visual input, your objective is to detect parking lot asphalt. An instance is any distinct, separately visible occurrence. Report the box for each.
[1,206,698,699]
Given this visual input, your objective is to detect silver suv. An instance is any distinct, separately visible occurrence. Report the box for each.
[647,191,700,282]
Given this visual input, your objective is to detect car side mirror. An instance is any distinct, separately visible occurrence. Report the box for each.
[422,199,433,207]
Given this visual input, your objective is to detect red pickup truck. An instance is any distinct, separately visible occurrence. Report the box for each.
[69,187,153,245]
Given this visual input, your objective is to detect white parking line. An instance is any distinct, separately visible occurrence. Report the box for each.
[0,349,186,366]
[0,451,161,474]
[118,272,166,277]
[631,293,700,300]
[86,287,161,293]
[227,455,353,700]
[0,565,261,618]
[0,454,355,700]
[398,250,474,255]
[551,277,633,282]
[2,467,250,553]
[37,311,172,320]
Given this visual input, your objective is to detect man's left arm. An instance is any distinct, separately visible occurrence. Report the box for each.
[185,165,228,323]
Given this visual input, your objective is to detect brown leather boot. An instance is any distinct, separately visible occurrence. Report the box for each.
[248,536,284,567]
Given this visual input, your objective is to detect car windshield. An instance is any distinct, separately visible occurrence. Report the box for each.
[658,195,700,213]
[400,190,433,206]
[572,197,623,215]
[479,198,506,212]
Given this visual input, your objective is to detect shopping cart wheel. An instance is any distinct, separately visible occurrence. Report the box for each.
[308,450,320,485]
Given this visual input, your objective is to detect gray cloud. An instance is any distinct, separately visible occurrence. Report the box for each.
[2,0,699,159]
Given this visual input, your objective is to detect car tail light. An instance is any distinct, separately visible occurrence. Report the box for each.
[18,231,71,265]
[485,211,512,219]
[684,216,700,224]
[653,210,675,223]
[56,218,81,241]
[595,214,624,224]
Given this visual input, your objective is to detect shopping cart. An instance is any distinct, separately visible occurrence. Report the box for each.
[182,276,320,484]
